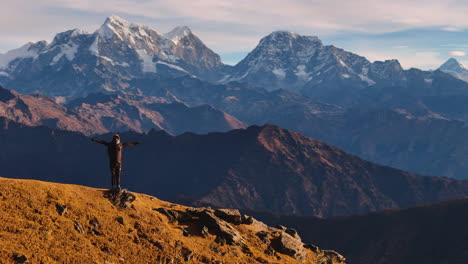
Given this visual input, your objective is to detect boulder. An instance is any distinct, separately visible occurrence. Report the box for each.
[55,203,67,216]
[201,226,210,238]
[104,189,136,209]
[115,216,125,225]
[197,210,245,245]
[321,250,346,264]
[274,231,307,262]
[241,214,254,225]
[181,247,194,261]
[214,209,242,224]
[256,231,270,244]
[154,208,182,223]
[12,253,28,264]
[304,244,320,253]
[73,221,85,234]
[89,217,102,235]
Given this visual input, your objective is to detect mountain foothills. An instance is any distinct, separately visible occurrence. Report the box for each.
[0,177,346,264]
[0,85,245,135]
[252,197,468,264]
[2,118,468,218]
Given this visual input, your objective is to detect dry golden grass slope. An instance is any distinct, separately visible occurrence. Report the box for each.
[0,178,345,264]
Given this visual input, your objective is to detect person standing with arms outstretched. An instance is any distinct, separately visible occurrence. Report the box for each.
[91,134,140,190]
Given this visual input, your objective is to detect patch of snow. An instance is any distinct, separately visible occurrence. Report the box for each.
[338,59,347,67]
[223,96,239,102]
[53,96,67,104]
[0,71,9,77]
[96,15,154,49]
[97,55,129,67]
[361,67,369,75]
[0,43,39,69]
[97,22,118,40]
[218,74,231,83]
[70,28,88,37]
[51,43,79,64]
[158,51,179,63]
[342,73,350,78]
[424,78,433,84]
[89,36,99,55]
[136,49,156,72]
[295,65,309,79]
[138,27,148,37]
[272,68,286,79]
[156,61,189,73]
[359,73,376,85]
[164,26,192,45]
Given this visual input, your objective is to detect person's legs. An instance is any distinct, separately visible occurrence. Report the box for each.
[116,163,122,189]
[110,165,115,189]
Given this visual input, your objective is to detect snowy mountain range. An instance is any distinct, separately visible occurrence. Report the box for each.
[2,15,468,104]
[4,16,468,180]
[0,16,224,99]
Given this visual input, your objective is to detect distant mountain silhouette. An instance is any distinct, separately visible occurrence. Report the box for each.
[250,197,468,264]
[2,117,468,218]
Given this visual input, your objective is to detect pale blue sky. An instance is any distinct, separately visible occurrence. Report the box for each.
[2,0,468,69]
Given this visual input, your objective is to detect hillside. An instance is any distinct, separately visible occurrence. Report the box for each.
[251,197,468,264]
[0,85,246,135]
[2,118,468,218]
[0,177,345,264]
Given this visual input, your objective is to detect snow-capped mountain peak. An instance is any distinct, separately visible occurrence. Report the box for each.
[438,58,468,82]
[439,58,467,72]
[97,15,154,42]
[225,30,409,92]
[0,16,225,96]
[164,26,192,45]
[265,30,320,42]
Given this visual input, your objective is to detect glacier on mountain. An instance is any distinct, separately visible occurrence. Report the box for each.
[0,43,40,69]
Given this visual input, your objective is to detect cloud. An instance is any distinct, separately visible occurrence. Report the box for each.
[441,26,463,32]
[449,51,466,56]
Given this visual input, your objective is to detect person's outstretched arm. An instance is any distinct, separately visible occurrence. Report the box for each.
[91,138,110,145]
[122,142,140,147]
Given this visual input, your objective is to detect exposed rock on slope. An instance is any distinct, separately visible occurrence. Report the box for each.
[0,178,345,264]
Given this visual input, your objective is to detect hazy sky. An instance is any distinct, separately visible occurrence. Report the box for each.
[2,0,468,69]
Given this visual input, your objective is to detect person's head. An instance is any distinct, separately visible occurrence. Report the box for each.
[112,134,120,143]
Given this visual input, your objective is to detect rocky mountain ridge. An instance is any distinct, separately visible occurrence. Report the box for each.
[2,118,468,217]
[0,85,245,135]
